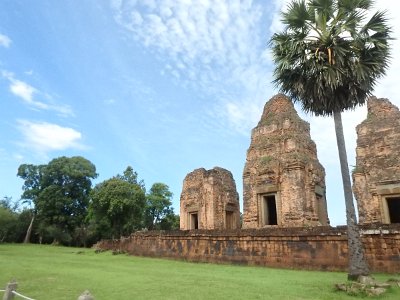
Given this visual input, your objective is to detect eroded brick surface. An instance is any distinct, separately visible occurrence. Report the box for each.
[180,167,240,230]
[243,94,328,228]
[353,97,400,224]
[96,224,400,273]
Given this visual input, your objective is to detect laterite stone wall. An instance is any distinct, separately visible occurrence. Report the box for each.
[96,224,400,273]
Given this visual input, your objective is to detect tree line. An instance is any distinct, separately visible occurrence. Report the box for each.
[0,156,179,246]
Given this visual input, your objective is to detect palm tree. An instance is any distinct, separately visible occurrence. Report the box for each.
[269,0,391,280]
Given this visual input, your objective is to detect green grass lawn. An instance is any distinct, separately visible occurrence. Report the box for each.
[0,244,399,300]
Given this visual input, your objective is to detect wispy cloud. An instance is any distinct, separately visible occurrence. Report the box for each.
[2,71,74,117]
[0,33,11,48]
[10,79,41,106]
[112,0,399,141]
[111,0,276,133]
[16,120,85,154]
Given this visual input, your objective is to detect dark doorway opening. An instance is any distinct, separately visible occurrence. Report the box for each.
[387,197,400,223]
[263,195,278,225]
[190,213,199,229]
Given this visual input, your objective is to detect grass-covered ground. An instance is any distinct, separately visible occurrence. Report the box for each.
[0,244,399,300]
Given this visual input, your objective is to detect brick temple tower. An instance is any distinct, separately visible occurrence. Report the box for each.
[180,167,240,230]
[243,94,329,228]
[353,97,400,224]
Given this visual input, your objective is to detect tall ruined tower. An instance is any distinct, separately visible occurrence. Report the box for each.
[243,94,328,228]
[353,97,400,224]
[180,167,240,230]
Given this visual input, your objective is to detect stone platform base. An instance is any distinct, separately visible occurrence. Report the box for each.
[95,224,400,273]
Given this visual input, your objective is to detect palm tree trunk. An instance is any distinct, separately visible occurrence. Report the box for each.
[333,111,370,279]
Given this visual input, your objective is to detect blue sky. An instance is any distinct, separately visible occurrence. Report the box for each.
[1,0,399,226]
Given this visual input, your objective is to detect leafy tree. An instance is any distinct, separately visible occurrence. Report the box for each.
[269,0,391,279]
[37,156,97,244]
[0,196,19,211]
[145,183,174,230]
[0,198,18,242]
[116,166,145,190]
[0,207,17,242]
[17,156,97,245]
[0,197,34,243]
[0,197,31,243]
[17,164,44,243]
[158,213,180,230]
[89,167,146,239]
[15,209,37,243]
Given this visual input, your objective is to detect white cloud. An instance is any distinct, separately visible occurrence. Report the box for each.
[10,79,40,104]
[17,120,84,154]
[112,0,271,132]
[2,71,74,117]
[112,0,400,140]
[269,0,290,33]
[0,33,11,48]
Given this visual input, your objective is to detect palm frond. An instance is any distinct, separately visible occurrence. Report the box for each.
[269,0,392,116]
[338,10,363,35]
[309,0,334,30]
[360,10,391,35]
[310,0,335,16]
[356,0,374,10]
[282,0,312,31]
[337,0,373,13]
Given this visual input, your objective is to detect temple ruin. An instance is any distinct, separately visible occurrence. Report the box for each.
[353,97,400,224]
[242,94,329,228]
[180,167,240,230]
[97,94,400,275]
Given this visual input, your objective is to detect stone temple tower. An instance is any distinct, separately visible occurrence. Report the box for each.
[353,97,400,224]
[243,94,329,228]
[180,167,240,230]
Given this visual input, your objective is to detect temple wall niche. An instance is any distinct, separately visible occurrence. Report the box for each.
[243,94,329,228]
[180,167,240,230]
[353,97,400,224]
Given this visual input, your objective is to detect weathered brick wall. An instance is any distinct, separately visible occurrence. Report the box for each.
[96,224,400,273]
